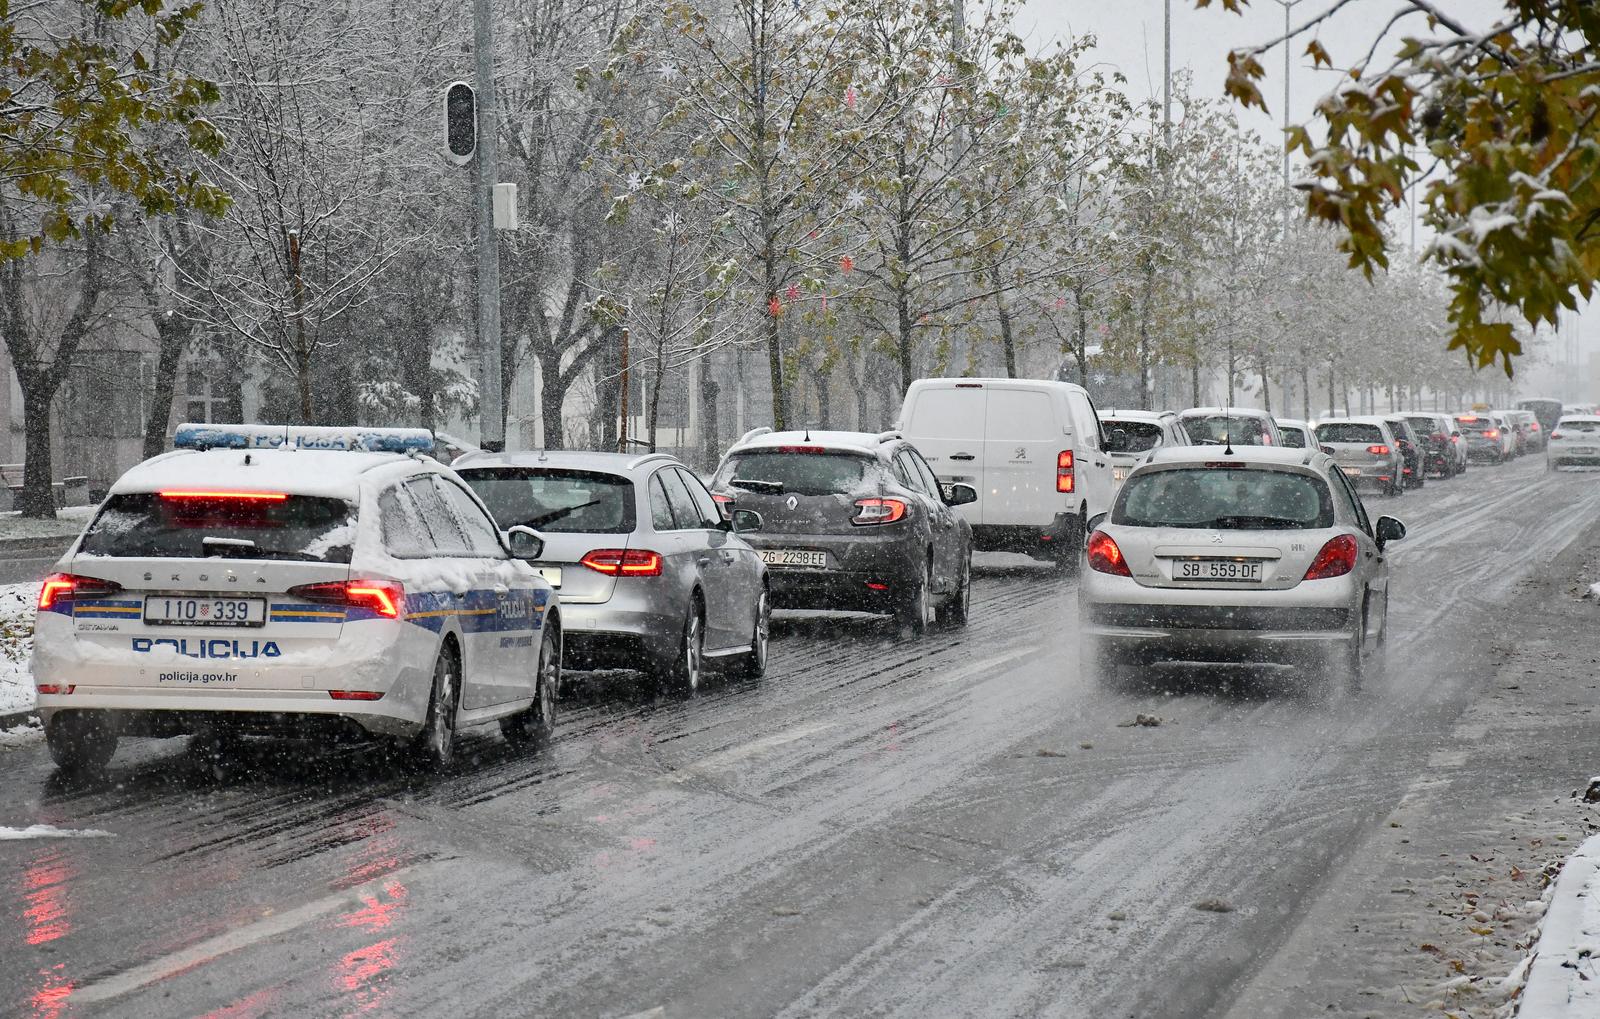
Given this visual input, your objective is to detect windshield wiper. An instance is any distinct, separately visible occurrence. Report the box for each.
[729,478,784,495]
[1208,515,1306,530]
[520,500,603,529]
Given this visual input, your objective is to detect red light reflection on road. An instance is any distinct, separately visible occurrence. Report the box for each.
[336,937,399,1012]
[331,853,409,1015]
[22,850,71,946]
[339,880,407,932]
[28,963,72,1019]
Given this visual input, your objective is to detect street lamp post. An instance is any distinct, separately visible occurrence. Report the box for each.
[473,0,504,452]
[1267,0,1305,189]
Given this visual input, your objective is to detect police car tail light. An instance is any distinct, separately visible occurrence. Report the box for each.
[1485,428,1501,439]
[852,498,906,525]
[580,549,663,577]
[38,573,121,610]
[1057,451,1075,493]
[288,580,404,618]
[1086,530,1130,577]
[1303,535,1359,581]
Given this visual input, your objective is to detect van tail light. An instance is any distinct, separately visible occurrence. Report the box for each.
[1303,535,1359,580]
[288,580,404,618]
[1086,530,1130,577]
[1057,451,1075,493]
[35,684,74,695]
[580,549,664,576]
[1366,445,1390,456]
[38,573,122,611]
[853,498,907,525]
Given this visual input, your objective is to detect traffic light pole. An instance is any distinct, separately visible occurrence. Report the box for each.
[473,0,504,452]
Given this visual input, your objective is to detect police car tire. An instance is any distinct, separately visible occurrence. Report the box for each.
[409,646,459,772]
[501,623,559,747]
[46,712,117,774]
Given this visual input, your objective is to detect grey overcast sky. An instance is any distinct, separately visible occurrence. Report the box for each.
[1015,0,1592,382]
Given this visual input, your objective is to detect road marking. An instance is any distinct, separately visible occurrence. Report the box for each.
[71,864,428,1005]
[934,647,1041,685]
[1426,749,1470,768]
[667,722,836,783]
[617,1009,665,1019]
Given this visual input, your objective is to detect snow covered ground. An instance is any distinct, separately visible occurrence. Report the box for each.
[0,582,40,719]
[1517,834,1600,1018]
[0,505,92,541]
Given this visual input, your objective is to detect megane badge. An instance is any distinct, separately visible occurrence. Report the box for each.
[786,495,798,510]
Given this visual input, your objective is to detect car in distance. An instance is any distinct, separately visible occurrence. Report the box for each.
[1382,416,1425,489]
[455,451,769,692]
[897,378,1114,568]
[1276,418,1312,449]
[1100,410,1191,491]
[1314,417,1406,496]
[1454,412,1512,463]
[710,429,974,633]
[1079,445,1404,689]
[1520,397,1565,435]
[1177,407,1283,447]
[1547,415,1600,470]
[1403,413,1465,478]
[32,424,561,775]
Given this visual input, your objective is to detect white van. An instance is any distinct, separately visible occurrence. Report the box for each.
[897,378,1113,566]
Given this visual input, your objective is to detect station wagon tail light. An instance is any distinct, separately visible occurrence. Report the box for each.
[580,549,664,576]
[38,573,121,610]
[1366,445,1390,456]
[288,580,404,618]
[1303,535,1359,581]
[1530,422,1541,431]
[852,498,907,525]
[159,490,289,500]
[1086,530,1130,577]
[1057,451,1075,493]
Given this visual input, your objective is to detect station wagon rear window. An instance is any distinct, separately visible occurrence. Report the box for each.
[78,493,355,562]
[1113,468,1334,530]
[1315,422,1384,444]
[1180,414,1271,445]
[460,469,637,534]
[715,452,869,496]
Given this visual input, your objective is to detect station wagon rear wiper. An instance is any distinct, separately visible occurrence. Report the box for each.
[730,479,785,495]
[520,501,603,528]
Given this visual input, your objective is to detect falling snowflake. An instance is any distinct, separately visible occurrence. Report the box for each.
[844,190,866,210]
[657,63,679,82]
[625,172,644,192]
[786,283,800,302]
[661,210,680,233]
[768,296,783,317]
[839,255,854,273]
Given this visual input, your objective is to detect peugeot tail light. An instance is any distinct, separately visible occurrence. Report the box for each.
[1303,535,1359,580]
[1086,530,1130,577]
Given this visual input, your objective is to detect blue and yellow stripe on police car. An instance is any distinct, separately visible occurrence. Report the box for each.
[73,599,144,619]
[269,604,345,624]
[398,590,548,634]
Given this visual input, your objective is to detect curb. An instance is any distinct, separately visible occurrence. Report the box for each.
[1518,833,1600,1017]
[0,708,39,731]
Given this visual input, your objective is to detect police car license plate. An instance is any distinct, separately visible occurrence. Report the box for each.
[144,596,266,626]
[536,567,562,588]
[1177,560,1262,583]
[761,549,827,568]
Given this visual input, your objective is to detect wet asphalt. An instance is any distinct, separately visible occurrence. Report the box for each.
[1,455,1596,1019]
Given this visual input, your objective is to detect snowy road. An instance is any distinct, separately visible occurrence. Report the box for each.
[1,456,1596,1018]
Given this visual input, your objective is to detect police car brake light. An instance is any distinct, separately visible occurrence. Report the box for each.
[39,573,121,610]
[173,423,435,454]
[288,580,404,618]
[160,490,288,501]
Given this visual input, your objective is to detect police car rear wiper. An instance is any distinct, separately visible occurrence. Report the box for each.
[729,478,784,494]
[202,536,256,552]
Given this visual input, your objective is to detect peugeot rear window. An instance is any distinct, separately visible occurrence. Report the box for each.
[1104,421,1165,453]
[714,452,870,496]
[78,493,355,562]
[1180,414,1270,445]
[1113,468,1333,530]
[1315,422,1383,444]
[459,468,636,534]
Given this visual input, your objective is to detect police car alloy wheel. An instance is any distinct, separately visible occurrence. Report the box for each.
[501,623,559,747]
[46,712,118,774]
[412,647,460,771]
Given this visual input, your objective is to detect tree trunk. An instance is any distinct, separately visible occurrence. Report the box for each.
[143,316,190,460]
[699,353,719,473]
[647,349,665,453]
[539,350,567,450]
[1074,291,1090,386]
[18,379,57,518]
[896,289,915,397]
[1300,363,1311,420]
[996,292,1017,378]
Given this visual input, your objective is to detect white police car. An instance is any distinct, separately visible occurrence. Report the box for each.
[32,424,561,774]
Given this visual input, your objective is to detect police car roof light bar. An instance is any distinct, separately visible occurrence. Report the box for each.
[173,423,436,455]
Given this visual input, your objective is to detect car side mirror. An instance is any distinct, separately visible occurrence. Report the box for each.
[1374,515,1406,548]
[941,482,978,507]
[731,508,763,533]
[505,525,545,560]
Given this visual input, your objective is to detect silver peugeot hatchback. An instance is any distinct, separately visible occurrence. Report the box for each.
[1078,445,1405,689]
[454,451,769,693]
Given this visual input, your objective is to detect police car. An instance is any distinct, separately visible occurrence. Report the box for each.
[32,424,561,774]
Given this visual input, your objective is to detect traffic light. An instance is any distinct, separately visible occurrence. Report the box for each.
[444,81,475,165]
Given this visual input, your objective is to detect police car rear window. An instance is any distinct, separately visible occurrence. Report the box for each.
[1114,468,1334,530]
[78,493,355,562]
[459,469,637,534]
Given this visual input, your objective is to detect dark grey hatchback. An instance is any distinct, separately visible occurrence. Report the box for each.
[709,429,976,633]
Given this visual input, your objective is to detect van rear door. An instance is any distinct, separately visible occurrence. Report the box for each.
[982,384,1069,527]
[900,383,987,523]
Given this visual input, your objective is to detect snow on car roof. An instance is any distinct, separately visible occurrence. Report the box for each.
[453,449,675,474]
[110,448,417,500]
[1178,407,1275,418]
[732,430,884,456]
[1101,409,1173,422]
